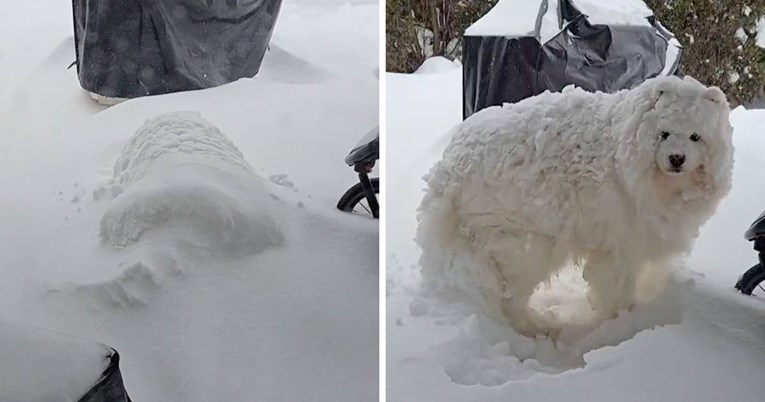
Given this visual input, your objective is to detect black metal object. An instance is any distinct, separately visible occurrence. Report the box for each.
[744,210,765,241]
[355,169,379,220]
[345,136,379,167]
[1,318,133,402]
[71,0,282,99]
[338,129,379,219]
[735,260,765,295]
[462,0,681,119]
[735,211,765,295]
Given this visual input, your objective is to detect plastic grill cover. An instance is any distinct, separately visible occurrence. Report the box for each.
[77,350,132,402]
[72,0,283,99]
[462,0,681,119]
[1,318,132,402]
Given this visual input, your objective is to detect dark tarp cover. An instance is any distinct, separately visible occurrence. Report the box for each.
[77,350,132,402]
[71,0,283,99]
[0,318,132,402]
[462,0,682,119]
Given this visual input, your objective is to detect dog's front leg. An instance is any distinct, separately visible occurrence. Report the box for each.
[582,250,636,320]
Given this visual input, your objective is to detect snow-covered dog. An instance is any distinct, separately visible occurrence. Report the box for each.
[417,76,733,336]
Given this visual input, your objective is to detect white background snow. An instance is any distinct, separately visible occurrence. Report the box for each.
[0,0,379,401]
[386,61,765,400]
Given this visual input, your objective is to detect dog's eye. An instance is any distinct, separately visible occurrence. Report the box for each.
[690,133,701,142]
[660,131,670,140]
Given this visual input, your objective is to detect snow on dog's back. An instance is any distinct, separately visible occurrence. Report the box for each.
[112,111,251,186]
[81,112,284,307]
[100,111,283,258]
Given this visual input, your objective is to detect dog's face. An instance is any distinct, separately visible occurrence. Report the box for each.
[653,128,707,176]
[636,77,731,183]
[611,75,733,229]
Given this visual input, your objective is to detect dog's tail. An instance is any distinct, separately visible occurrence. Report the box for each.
[415,163,490,306]
[416,163,457,287]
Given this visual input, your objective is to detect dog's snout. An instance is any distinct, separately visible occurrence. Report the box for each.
[668,154,685,168]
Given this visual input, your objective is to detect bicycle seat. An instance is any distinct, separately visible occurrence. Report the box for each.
[345,126,379,166]
[745,209,765,241]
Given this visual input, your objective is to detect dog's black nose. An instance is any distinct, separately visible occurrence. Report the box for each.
[669,154,685,168]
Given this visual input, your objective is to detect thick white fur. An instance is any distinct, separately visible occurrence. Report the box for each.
[417,76,734,336]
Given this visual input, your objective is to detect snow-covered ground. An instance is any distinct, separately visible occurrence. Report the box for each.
[0,1,378,401]
[387,63,765,401]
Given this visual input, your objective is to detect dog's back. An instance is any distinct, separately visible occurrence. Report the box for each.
[421,88,630,251]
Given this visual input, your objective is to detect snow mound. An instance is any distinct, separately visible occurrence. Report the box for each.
[100,112,283,256]
[414,57,459,74]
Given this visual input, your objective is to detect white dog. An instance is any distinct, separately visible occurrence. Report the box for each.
[417,76,733,336]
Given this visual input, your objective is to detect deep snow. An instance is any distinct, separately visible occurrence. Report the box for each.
[0,1,378,401]
[387,61,765,401]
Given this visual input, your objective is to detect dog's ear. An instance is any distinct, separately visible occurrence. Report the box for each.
[702,86,727,104]
[646,76,679,109]
[682,75,703,87]
[680,75,727,104]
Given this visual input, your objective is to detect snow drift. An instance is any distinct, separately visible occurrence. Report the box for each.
[414,57,459,74]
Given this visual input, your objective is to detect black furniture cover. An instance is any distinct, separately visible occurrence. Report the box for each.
[77,350,132,402]
[462,0,682,119]
[72,0,283,99]
[1,318,131,402]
